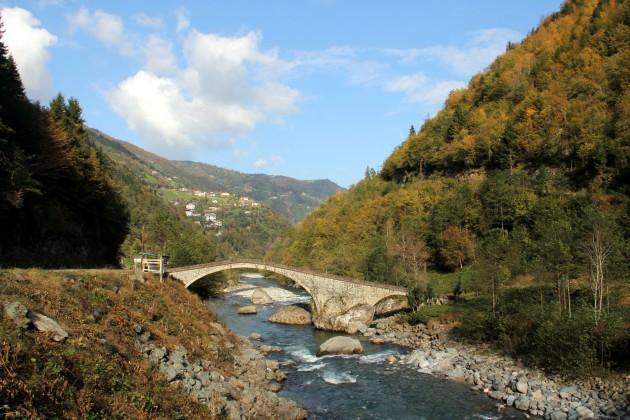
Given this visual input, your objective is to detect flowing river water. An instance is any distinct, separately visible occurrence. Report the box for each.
[206,274,526,419]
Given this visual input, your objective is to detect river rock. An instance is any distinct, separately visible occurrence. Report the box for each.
[559,385,577,399]
[575,406,595,419]
[404,349,431,369]
[269,305,311,325]
[386,355,397,364]
[251,288,273,305]
[249,332,262,340]
[515,379,528,394]
[238,306,257,315]
[317,336,363,356]
[549,410,568,420]
[327,304,373,332]
[514,396,530,411]
[488,390,505,400]
[370,337,385,345]
[4,301,31,329]
[27,311,68,342]
[346,321,368,334]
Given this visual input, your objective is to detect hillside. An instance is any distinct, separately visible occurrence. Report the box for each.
[88,128,296,263]
[270,0,630,374]
[89,128,342,223]
[0,269,305,418]
[0,39,128,268]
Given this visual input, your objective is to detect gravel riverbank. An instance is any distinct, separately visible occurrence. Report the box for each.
[364,315,629,419]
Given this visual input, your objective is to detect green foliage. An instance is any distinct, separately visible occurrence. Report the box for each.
[0,24,129,267]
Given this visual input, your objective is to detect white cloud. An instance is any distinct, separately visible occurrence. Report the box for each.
[68,7,133,55]
[1,7,57,102]
[144,35,177,74]
[175,7,190,33]
[133,13,162,29]
[384,72,465,105]
[289,46,386,86]
[253,155,282,169]
[106,30,299,152]
[383,28,522,76]
[253,159,269,169]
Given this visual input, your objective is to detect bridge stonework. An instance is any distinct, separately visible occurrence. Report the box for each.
[168,260,408,332]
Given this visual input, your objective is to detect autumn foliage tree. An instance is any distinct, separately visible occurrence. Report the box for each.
[439,226,475,270]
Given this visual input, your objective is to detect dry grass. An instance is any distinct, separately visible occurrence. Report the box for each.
[0,269,239,419]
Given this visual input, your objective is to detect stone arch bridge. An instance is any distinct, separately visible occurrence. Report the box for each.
[168,259,408,332]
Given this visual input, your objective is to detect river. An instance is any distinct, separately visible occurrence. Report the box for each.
[206,274,526,419]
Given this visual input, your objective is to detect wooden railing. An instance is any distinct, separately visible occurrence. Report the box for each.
[134,257,166,278]
[167,258,407,293]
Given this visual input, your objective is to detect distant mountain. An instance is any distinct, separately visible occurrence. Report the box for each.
[88,128,342,223]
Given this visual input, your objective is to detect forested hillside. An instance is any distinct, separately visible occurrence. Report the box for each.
[89,128,341,223]
[270,0,629,373]
[89,129,290,264]
[0,27,128,267]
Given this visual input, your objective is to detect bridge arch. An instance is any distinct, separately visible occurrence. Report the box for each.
[168,259,408,332]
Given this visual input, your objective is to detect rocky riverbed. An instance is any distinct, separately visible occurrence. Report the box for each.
[135,322,306,419]
[363,315,630,419]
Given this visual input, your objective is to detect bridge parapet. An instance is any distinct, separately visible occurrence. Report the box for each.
[167,258,407,293]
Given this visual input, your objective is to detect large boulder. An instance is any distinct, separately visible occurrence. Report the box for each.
[251,288,273,305]
[27,311,68,342]
[238,306,257,315]
[269,305,312,325]
[317,336,363,356]
[325,304,373,333]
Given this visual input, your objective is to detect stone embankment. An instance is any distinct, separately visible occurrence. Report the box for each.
[364,316,629,420]
[134,323,306,419]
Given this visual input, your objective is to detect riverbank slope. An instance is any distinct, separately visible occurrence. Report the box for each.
[0,269,305,419]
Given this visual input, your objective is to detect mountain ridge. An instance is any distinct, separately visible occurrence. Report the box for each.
[88,127,343,223]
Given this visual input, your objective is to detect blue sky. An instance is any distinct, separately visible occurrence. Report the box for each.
[2,0,562,187]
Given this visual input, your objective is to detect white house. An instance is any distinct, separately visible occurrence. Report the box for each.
[185,210,193,217]
[220,192,230,197]
[185,203,196,210]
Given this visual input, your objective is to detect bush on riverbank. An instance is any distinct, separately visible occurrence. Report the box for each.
[454,294,629,376]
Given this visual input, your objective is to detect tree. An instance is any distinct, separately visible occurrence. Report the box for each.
[364,235,387,282]
[475,230,514,318]
[578,208,618,324]
[409,125,416,137]
[532,198,576,317]
[407,286,425,312]
[439,226,475,270]
[389,228,430,282]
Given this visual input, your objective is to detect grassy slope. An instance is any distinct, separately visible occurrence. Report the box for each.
[0,269,239,418]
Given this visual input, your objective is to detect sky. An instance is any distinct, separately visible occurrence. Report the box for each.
[2,1,562,187]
